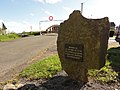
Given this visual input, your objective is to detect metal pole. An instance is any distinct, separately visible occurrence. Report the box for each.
[81,3,83,14]
[39,21,42,35]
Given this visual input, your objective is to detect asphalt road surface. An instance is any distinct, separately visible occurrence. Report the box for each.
[0,33,57,82]
[108,37,120,48]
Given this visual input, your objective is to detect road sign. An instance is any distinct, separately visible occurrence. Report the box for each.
[49,16,53,21]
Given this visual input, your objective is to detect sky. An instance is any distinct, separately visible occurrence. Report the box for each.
[0,0,120,33]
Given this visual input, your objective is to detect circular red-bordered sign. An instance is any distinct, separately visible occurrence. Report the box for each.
[49,16,53,21]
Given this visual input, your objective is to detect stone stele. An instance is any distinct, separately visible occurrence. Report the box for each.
[57,10,110,82]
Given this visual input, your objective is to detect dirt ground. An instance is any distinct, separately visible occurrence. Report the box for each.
[16,69,120,90]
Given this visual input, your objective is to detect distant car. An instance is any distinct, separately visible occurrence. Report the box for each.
[21,34,28,37]
[109,22,115,37]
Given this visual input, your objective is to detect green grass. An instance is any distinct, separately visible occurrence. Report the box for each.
[19,47,120,83]
[107,47,120,67]
[88,60,118,83]
[0,34,20,42]
[88,47,120,83]
[19,55,62,80]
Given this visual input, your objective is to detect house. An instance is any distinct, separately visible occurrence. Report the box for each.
[0,22,7,35]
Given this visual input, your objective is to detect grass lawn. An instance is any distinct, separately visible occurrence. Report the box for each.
[19,47,120,83]
[0,34,20,42]
[19,55,62,80]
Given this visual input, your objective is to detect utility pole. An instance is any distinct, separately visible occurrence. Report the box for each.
[81,3,83,14]
[81,0,88,14]
[39,21,42,35]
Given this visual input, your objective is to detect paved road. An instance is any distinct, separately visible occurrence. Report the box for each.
[0,33,57,82]
[108,37,120,48]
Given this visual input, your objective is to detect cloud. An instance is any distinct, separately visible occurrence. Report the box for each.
[34,0,62,4]
[1,20,49,33]
[7,21,23,27]
[62,6,71,11]
[41,16,48,20]
[44,10,54,16]
[30,13,35,16]
[6,21,26,33]
[34,0,45,4]
[22,21,31,25]
[0,19,4,23]
[11,0,15,2]
[0,20,4,28]
[41,11,54,21]
[0,20,39,33]
[45,0,62,4]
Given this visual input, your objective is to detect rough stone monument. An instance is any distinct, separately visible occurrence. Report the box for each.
[57,10,110,82]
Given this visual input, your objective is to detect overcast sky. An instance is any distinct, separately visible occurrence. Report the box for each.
[0,0,120,33]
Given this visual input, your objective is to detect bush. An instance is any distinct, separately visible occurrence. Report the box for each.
[0,33,20,42]
[30,31,40,36]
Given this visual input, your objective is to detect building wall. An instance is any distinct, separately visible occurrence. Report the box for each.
[46,25,59,33]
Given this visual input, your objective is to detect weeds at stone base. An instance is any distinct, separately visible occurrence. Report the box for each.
[88,61,118,84]
[0,82,7,86]
[88,47,120,84]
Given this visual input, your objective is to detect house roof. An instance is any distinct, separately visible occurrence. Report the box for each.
[0,22,7,30]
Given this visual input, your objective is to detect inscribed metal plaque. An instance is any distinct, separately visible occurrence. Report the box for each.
[64,44,84,62]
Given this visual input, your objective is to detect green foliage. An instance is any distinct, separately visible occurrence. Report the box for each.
[19,55,62,80]
[0,33,20,42]
[30,31,40,36]
[21,31,40,36]
[88,61,118,83]
[107,47,120,68]
[88,47,120,83]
